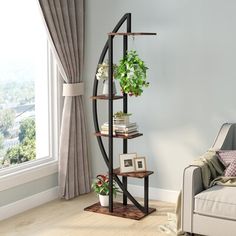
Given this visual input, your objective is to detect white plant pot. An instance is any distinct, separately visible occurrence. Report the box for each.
[114,116,130,125]
[99,194,109,207]
[102,80,117,95]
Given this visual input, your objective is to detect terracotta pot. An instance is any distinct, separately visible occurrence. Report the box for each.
[99,194,109,207]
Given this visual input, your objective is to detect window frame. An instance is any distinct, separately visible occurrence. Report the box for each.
[0,47,61,190]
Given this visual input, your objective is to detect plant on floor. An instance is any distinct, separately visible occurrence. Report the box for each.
[91,174,120,196]
[115,50,149,96]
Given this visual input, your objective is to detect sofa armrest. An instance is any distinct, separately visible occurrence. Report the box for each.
[182,166,204,233]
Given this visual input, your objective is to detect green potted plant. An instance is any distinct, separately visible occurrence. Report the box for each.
[91,174,120,207]
[113,111,132,125]
[96,62,117,95]
[115,50,149,96]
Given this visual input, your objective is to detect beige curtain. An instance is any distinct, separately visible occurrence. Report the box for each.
[38,0,90,199]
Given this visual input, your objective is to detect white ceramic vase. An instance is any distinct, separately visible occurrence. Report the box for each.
[99,194,109,207]
[102,80,117,95]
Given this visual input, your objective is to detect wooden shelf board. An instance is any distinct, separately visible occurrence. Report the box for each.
[108,32,157,36]
[94,132,143,139]
[84,202,156,220]
[113,168,154,178]
[91,95,124,100]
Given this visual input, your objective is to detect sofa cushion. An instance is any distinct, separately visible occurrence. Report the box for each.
[194,185,236,220]
[217,150,236,167]
[225,159,236,177]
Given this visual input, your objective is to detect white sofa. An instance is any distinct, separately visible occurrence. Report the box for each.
[182,123,236,236]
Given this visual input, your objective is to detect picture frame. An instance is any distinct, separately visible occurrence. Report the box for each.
[134,157,146,172]
[119,153,137,173]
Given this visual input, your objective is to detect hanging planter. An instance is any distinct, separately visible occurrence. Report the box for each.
[115,50,149,97]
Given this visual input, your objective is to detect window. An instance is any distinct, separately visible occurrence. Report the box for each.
[0,0,58,172]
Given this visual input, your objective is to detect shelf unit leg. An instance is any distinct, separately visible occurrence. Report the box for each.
[122,176,128,205]
[122,12,131,207]
[108,35,114,213]
[144,176,149,214]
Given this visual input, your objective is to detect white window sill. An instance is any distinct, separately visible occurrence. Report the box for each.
[0,160,58,192]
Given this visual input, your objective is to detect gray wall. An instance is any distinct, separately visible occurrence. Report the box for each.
[0,173,58,207]
[84,0,236,191]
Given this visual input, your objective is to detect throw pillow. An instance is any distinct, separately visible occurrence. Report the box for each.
[225,159,236,177]
[217,150,236,167]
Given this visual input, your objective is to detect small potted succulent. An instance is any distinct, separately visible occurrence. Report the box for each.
[115,50,149,96]
[113,111,132,125]
[91,174,120,207]
[96,62,117,95]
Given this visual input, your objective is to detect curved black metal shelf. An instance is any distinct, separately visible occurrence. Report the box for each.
[90,12,156,219]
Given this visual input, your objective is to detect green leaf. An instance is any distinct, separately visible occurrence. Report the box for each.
[115,50,150,97]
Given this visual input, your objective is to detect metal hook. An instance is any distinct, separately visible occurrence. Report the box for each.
[131,35,135,50]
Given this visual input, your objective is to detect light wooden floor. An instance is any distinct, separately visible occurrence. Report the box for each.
[0,193,175,236]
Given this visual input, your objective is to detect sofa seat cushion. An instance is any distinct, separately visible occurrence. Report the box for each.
[194,185,236,220]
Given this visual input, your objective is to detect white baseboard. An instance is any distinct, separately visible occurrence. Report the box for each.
[128,184,179,204]
[0,184,178,222]
[0,186,59,221]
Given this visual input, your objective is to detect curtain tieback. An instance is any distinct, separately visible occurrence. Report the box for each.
[63,82,84,96]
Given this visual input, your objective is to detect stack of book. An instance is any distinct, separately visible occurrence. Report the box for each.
[100,122,139,137]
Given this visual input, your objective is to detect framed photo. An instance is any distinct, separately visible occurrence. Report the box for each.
[134,157,146,172]
[119,153,137,173]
